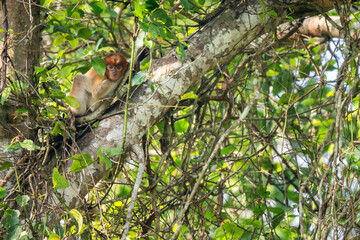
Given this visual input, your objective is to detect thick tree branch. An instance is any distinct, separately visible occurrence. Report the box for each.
[280,15,360,40]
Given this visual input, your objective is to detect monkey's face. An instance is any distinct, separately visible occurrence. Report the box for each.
[107,64,124,81]
[104,53,128,81]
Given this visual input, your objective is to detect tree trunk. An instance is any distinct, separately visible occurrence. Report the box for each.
[7,0,41,81]
[0,0,41,190]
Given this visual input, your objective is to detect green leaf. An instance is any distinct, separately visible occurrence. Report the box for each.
[174,119,189,133]
[50,89,66,99]
[48,233,61,240]
[6,143,22,152]
[19,139,42,151]
[97,46,114,53]
[4,209,20,228]
[91,57,106,78]
[97,147,122,170]
[275,226,292,240]
[51,121,64,136]
[132,0,146,20]
[97,148,112,170]
[267,10,278,17]
[139,21,149,32]
[260,186,270,197]
[65,95,79,108]
[70,153,94,172]
[274,162,282,172]
[279,93,299,105]
[78,28,92,39]
[58,65,73,79]
[145,0,159,11]
[166,29,177,40]
[69,38,79,48]
[67,4,78,17]
[70,209,84,235]
[0,187,6,199]
[15,109,27,115]
[287,189,299,203]
[54,26,69,34]
[56,49,65,60]
[214,222,244,239]
[117,185,132,197]
[287,16,295,21]
[252,219,262,228]
[261,159,272,171]
[253,203,265,216]
[148,23,160,39]
[220,145,235,155]
[180,0,190,12]
[100,147,123,156]
[132,71,148,85]
[48,106,59,115]
[7,224,22,240]
[280,71,293,92]
[154,122,164,135]
[171,225,188,237]
[16,195,30,207]
[54,36,64,47]
[180,92,198,100]
[52,167,70,189]
[34,66,47,74]
[272,213,285,228]
[1,87,10,105]
[177,43,186,61]
[65,34,75,41]
[150,9,172,27]
[95,37,104,51]
[301,98,315,106]
[89,2,105,14]
[268,207,284,214]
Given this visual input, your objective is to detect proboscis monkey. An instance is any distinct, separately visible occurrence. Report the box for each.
[69,52,128,116]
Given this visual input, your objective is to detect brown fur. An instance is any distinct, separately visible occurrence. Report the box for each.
[69,52,128,116]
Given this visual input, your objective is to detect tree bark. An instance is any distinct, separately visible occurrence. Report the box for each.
[7,0,41,80]
[0,0,41,190]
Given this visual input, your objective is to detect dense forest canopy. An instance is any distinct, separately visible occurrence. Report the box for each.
[1,0,360,239]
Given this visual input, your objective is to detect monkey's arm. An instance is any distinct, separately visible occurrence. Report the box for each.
[69,74,92,116]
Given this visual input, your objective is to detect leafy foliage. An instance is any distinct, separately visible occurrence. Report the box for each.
[2,0,360,239]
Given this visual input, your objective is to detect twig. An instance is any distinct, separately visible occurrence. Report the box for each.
[42,42,94,54]
[1,0,9,94]
[116,1,131,49]
[120,144,145,240]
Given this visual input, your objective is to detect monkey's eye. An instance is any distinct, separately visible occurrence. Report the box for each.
[116,66,122,70]
[109,65,114,69]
